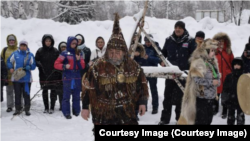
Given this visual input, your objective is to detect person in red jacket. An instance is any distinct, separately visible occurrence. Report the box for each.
[54,36,85,119]
[213,32,234,119]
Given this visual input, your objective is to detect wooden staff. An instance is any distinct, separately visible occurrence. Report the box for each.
[130,0,148,59]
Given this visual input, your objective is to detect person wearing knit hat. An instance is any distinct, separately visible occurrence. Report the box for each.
[194,31,205,49]
[1,34,20,112]
[59,42,67,52]
[55,41,68,111]
[159,20,196,125]
[175,21,185,30]
[195,31,205,41]
[7,40,36,116]
[81,13,149,128]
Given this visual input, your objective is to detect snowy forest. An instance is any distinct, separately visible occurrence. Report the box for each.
[1,0,250,25]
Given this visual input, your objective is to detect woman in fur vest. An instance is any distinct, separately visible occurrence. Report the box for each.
[179,39,221,125]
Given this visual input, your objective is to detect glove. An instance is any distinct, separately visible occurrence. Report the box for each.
[25,65,31,71]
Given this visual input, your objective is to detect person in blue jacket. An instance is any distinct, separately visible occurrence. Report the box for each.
[134,34,163,115]
[54,37,85,119]
[7,40,36,116]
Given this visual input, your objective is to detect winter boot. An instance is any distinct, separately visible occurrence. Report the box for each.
[25,105,31,116]
[49,109,54,114]
[158,121,169,125]
[152,108,158,114]
[25,111,31,116]
[221,106,227,119]
[65,115,72,119]
[6,108,13,112]
[44,109,49,113]
[13,105,22,115]
[13,110,21,115]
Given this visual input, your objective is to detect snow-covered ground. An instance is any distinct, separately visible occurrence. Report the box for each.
[1,15,250,141]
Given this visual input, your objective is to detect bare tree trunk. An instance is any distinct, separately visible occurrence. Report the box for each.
[6,1,14,18]
[230,1,237,25]
[1,2,6,17]
[29,1,39,18]
[165,0,169,19]
[149,1,154,17]
[238,1,244,26]
[18,2,28,19]
[131,1,141,12]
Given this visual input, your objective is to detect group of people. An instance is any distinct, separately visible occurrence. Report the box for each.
[1,14,250,127]
[0,33,106,119]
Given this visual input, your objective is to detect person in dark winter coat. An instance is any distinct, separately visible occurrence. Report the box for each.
[7,40,36,116]
[241,37,250,73]
[222,57,245,125]
[134,34,163,115]
[35,34,61,114]
[75,34,91,77]
[54,36,85,119]
[159,21,196,125]
[1,57,8,102]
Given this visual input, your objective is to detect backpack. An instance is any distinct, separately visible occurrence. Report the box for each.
[2,47,8,61]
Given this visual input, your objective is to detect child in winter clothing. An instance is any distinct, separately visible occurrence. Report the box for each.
[179,39,220,125]
[54,37,85,119]
[222,57,245,125]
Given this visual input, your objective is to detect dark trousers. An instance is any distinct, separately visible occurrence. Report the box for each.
[42,89,57,110]
[195,98,214,125]
[146,77,159,110]
[57,88,63,109]
[13,82,31,111]
[160,79,185,123]
[214,93,227,115]
[227,108,245,125]
[1,84,3,102]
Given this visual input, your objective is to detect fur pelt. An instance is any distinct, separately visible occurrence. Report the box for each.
[179,39,220,125]
[213,32,232,54]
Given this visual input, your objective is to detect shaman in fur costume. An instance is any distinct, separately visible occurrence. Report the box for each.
[178,39,221,125]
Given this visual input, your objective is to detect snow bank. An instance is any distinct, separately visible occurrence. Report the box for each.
[1,16,250,141]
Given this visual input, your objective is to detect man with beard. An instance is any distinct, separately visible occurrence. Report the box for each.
[81,13,149,129]
[159,21,196,125]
